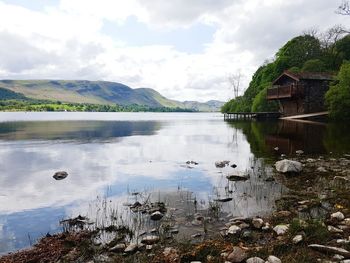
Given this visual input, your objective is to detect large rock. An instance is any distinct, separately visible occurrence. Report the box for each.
[275,160,302,173]
[124,243,138,253]
[227,247,247,262]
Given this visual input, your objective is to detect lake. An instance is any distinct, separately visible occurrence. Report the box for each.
[0,112,349,254]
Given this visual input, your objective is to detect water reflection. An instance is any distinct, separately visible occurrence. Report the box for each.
[2,113,349,254]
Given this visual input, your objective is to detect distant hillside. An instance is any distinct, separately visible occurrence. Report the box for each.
[0,80,223,111]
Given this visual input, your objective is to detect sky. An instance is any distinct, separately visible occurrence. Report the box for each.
[0,0,347,102]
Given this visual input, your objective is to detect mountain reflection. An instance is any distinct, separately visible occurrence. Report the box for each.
[0,121,161,141]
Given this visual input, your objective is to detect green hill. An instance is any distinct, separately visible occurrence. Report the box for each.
[0,80,223,111]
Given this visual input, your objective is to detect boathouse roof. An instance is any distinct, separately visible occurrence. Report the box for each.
[272,71,334,85]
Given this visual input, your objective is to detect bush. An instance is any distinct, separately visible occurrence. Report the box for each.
[251,87,279,112]
[325,61,350,120]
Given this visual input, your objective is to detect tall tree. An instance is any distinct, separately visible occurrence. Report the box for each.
[337,0,350,15]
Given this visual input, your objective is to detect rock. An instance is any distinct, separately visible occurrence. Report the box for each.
[214,197,233,202]
[333,254,345,260]
[343,218,350,225]
[331,211,345,221]
[53,171,68,180]
[150,211,163,221]
[336,239,350,244]
[274,147,279,151]
[109,243,126,252]
[328,225,343,233]
[267,255,282,263]
[226,174,249,181]
[340,260,350,263]
[246,257,265,263]
[124,243,138,253]
[296,150,304,155]
[307,158,316,163]
[292,234,303,244]
[252,218,264,229]
[215,160,230,168]
[146,245,153,251]
[275,160,302,173]
[274,210,292,218]
[262,222,271,231]
[317,167,327,173]
[273,224,289,235]
[191,233,202,239]
[242,230,252,239]
[231,164,237,168]
[308,244,350,257]
[141,235,160,245]
[227,225,241,235]
[227,246,247,262]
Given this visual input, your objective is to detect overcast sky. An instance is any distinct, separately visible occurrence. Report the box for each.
[0,0,347,102]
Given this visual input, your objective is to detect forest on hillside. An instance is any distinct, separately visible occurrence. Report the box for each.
[221,25,350,120]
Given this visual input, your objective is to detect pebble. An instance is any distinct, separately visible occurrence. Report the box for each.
[227,225,241,235]
[252,218,264,229]
[227,246,247,262]
[246,257,265,263]
[331,211,345,221]
[267,255,282,263]
[292,234,303,244]
[273,224,289,235]
[328,225,343,233]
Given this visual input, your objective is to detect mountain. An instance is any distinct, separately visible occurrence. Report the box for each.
[0,80,223,111]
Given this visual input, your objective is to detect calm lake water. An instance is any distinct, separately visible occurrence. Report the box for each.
[0,112,349,254]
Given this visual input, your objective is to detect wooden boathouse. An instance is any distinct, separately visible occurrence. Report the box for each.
[266,71,334,116]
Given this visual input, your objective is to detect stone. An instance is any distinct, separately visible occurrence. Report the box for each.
[340,260,350,263]
[292,234,303,244]
[252,218,264,229]
[328,225,343,233]
[53,171,68,180]
[150,211,163,221]
[307,158,316,163]
[343,218,350,225]
[227,246,247,262]
[246,257,265,263]
[267,255,282,263]
[141,235,160,245]
[109,243,126,252]
[124,243,138,253]
[215,161,230,168]
[317,167,327,173]
[273,224,289,235]
[262,222,271,231]
[191,233,202,239]
[333,254,345,260]
[274,210,292,217]
[275,160,302,173]
[226,174,249,181]
[227,225,241,235]
[308,244,350,257]
[331,211,345,221]
[296,150,304,155]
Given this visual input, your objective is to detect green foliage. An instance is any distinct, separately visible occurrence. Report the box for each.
[251,87,279,112]
[302,59,326,72]
[222,32,350,114]
[0,100,196,113]
[325,61,350,120]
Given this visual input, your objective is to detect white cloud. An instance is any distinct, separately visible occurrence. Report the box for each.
[0,0,345,102]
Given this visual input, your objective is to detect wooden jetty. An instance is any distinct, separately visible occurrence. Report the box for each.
[224,112,281,121]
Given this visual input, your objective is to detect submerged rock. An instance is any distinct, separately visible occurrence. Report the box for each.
[275,160,302,173]
[226,174,249,181]
[53,171,68,180]
[150,211,164,221]
[215,160,230,168]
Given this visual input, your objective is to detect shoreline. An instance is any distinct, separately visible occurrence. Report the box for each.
[1,154,350,263]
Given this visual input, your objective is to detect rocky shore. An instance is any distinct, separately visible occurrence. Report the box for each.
[1,154,350,263]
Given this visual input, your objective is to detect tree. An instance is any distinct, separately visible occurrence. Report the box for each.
[302,59,326,72]
[228,72,242,99]
[337,0,350,15]
[325,61,350,120]
[251,87,279,112]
